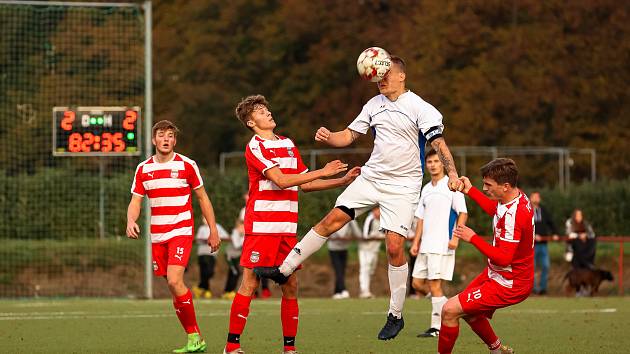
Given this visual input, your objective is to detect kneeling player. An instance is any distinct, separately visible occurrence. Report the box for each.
[438,158,534,354]
[223,95,360,354]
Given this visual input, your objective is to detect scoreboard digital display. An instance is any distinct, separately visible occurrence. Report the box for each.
[53,106,141,156]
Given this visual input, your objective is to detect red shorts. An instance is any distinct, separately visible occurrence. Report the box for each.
[458,270,530,319]
[240,235,298,269]
[151,236,192,276]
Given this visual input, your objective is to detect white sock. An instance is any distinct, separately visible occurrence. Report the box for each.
[387,263,408,319]
[279,229,327,276]
[430,296,447,329]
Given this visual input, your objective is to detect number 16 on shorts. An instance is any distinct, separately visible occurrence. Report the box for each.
[467,289,482,303]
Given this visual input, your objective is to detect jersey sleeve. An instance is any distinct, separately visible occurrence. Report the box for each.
[186,160,204,189]
[416,100,444,142]
[467,186,498,216]
[347,103,371,134]
[130,163,145,196]
[246,142,279,174]
[452,191,468,214]
[293,143,309,174]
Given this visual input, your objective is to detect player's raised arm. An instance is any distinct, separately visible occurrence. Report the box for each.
[126,195,142,239]
[193,186,221,252]
[264,159,348,189]
[315,127,360,147]
[429,137,462,191]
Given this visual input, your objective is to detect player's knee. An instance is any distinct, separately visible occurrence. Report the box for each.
[166,277,184,291]
[281,278,298,298]
[412,278,424,291]
[441,299,459,321]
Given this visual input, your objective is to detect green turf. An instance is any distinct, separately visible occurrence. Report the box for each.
[1,297,629,353]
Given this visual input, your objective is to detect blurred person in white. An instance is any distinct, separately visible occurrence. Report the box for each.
[410,149,468,338]
[359,207,386,299]
[328,220,361,299]
[193,219,230,299]
[222,201,246,300]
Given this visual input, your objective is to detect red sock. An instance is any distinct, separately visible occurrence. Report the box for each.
[467,316,500,350]
[225,292,252,352]
[281,297,299,351]
[173,289,199,334]
[438,323,459,354]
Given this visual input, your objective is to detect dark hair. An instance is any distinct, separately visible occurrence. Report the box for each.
[390,55,406,73]
[425,149,438,161]
[480,158,519,187]
[152,120,179,138]
[235,94,269,131]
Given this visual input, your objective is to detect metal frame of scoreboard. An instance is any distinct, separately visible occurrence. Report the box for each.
[52,106,142,157]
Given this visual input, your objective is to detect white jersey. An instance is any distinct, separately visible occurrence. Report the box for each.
[348,91,444,191]
[415,176,467,255]
[195,223,229,256]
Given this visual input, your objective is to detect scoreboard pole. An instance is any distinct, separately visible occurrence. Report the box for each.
[143,0,154,299]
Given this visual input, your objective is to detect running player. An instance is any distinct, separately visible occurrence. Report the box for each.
[127,120,221,353]
[223,95,360,354]
[410,149,468,338]
[255,55,462,340]
[438,158,534,354]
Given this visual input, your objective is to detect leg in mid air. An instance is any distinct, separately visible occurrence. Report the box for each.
[377,231,408,340]
[254,207,352,284]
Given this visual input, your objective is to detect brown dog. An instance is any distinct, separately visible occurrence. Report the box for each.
[564,268,614,296]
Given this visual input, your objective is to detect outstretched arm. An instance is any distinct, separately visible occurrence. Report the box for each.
[430,137,462,191]
[300,166,361,192]
[315,127,360,148]
[265,159,349,189]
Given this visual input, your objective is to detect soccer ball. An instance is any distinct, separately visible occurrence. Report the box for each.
[356,47,392,82]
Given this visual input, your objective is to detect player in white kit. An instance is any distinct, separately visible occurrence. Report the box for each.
[410,149,468,338]
[255,55,462,340]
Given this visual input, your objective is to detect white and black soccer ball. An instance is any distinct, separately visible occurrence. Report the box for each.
[356,47,392,82]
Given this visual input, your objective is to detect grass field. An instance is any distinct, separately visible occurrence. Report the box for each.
[1,297,629,353]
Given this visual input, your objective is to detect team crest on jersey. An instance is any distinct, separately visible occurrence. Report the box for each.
[287,147,294,157]
[250,251,260,263]
[170,169,179,178]
[153,261,158,271]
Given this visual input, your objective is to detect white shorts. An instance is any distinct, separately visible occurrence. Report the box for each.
[412,253,455,281]
[335,175,420,237]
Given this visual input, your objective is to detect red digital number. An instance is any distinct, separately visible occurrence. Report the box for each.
[112,132,125,152]
[81,133,94,152]
[68,133,82,152]
[123,110,137,130]
[61,111,75,131]
[101,133,113,152]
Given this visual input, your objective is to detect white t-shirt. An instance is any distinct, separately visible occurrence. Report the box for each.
[415,176,467,255]
[196,223,229,256]
[348,91,444,191]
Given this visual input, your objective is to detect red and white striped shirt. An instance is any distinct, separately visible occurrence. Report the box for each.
[131,153,203,243]
[468,187,535,291]
[244,135,308,237]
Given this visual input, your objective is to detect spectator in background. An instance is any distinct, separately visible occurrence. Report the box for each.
[222,206,245,300]
[193,219,229,299]
[359,207,386,299]
[328,220,361,299]
[566,209,596,270]
[529,192,559,295]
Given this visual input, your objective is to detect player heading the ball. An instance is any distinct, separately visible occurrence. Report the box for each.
[255,53,463,341]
